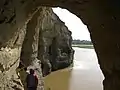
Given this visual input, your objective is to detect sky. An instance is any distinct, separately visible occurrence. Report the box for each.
[52,7,91,41]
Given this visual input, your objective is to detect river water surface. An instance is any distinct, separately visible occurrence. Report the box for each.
[44,47,104,90]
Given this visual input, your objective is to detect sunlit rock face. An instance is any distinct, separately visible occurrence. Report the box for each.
[0,24,26,90]
[38,10,74,75]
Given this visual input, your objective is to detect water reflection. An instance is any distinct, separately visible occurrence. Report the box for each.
[44,47,104,90]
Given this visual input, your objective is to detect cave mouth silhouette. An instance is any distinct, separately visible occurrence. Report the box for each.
[1,1,119,90]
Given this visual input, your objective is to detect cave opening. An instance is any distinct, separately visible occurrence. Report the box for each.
[44,7,104,90]
[0,1,120,90]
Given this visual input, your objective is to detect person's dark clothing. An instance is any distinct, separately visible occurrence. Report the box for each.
[27,87,37,90]
[26,69,38,90]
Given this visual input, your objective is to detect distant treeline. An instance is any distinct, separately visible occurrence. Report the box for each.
[72,39,92,45]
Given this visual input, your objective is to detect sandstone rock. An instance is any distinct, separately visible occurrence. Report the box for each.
[20,7,44,90]
[0,5,73,90]
[0,25,26,90]
[38,8,74,75]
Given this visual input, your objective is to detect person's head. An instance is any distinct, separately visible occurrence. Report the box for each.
[30,69,34,74]
[24,67,27,71]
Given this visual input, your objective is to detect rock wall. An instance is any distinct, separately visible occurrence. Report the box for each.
[20,7,44,90]
[0,22,26,90]
[0,4,74,90]
[38,9,74,75]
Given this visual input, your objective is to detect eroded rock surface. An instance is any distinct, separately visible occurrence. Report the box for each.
[38,10,74,75]
[0,5,73,90]
[0,24,26,90]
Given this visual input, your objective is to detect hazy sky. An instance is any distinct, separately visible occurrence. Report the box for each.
[52,7,91,41]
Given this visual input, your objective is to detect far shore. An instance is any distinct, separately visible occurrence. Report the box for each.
[72,44,94,49]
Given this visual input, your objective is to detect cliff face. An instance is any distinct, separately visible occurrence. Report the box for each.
[0,6,74,90]
[0,21,27,90]
[38,8,74,75]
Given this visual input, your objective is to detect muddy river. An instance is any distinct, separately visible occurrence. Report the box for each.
[44,47,104,90]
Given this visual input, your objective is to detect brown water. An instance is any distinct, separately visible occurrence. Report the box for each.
[44,47,104,90]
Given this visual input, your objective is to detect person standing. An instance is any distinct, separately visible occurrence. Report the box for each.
[26,69,38,90]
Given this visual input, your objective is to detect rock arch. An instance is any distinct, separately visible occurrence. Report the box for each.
[0,0,120,90]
